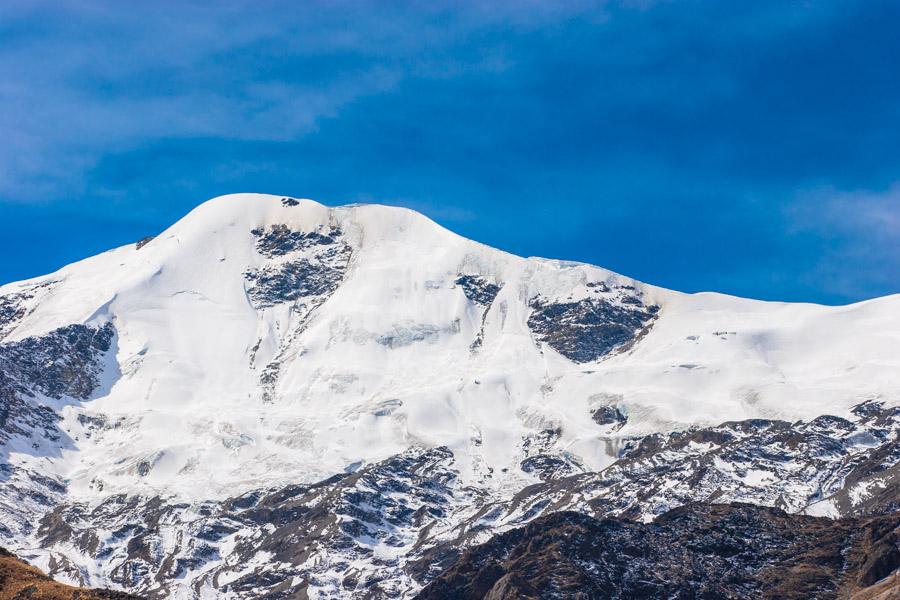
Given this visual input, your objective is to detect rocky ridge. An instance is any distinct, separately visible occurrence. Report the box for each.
[11,402,899,599]
[416,503,900,600]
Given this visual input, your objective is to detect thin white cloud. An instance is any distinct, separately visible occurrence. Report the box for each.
[0,1,611,203]
[787,184,900,299]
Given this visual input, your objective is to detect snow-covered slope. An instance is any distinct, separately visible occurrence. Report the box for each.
[2,194,897,501]
[0,193,898,598]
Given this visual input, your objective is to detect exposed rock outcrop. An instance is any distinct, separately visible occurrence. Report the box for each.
[244,224,352,309]
[416,503,900,600]
[527,290,658,362]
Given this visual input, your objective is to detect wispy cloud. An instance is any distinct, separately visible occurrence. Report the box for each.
[0,1,605,203]
[787,184,900,299]
[0,0,898,302]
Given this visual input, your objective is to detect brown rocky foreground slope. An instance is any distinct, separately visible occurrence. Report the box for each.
[0,547,141,600]
[416,503,900,600]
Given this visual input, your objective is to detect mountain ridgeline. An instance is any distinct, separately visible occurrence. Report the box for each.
[0,194,898,598]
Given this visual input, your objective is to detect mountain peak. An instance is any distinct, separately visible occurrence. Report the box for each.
[1,193,899,598]
[0,193,897,502]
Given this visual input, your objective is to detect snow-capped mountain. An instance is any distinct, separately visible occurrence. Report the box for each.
[0,194,898,598]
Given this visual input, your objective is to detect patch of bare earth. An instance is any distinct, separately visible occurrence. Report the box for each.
[0,547,141,600]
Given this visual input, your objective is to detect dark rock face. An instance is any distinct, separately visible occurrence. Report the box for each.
[0,282,55,340]
[36,447,466,599]
[223,446,460,598]
[592,405,627,429]
[0,296,26,335]
[519,427,585,481]
[455,275,503,352]
[415,503,900,600]
[251,223,344,258]
[244,255,349,309]
[519,454,577,481]
[281,197,300,207]
[0,323,114,443]
[495,401,900,528]
[825,403,900,518]
[455,276,501,307]
[455,275,502,352]
[0,378,59,447]
[0,322,117,547]
[527,292,658,363]
[244,225,352,309]
[0,323,114,400]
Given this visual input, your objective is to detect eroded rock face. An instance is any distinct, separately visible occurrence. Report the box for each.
[455,275,503,352]
[14,403,900,599]
[35,447,469,599]
[415,503,900,600]
[244,256,349,309]
[0,323,114,443]
[455,276,501,307]
[0,322,116,545]
[592,405,627,429]
[0,282,55,340]
[244,224,352,309]
[527,292,658,363]
[251,223,344,258]
[0,297,26,336]
[244,224,355,407]
[519,427,584,481]
[496,401,900,527]
[0,323,114,401]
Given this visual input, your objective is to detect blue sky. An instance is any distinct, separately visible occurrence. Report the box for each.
[1,1,898,304]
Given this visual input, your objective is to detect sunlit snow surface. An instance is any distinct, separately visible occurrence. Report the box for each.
[1,192,898,505]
